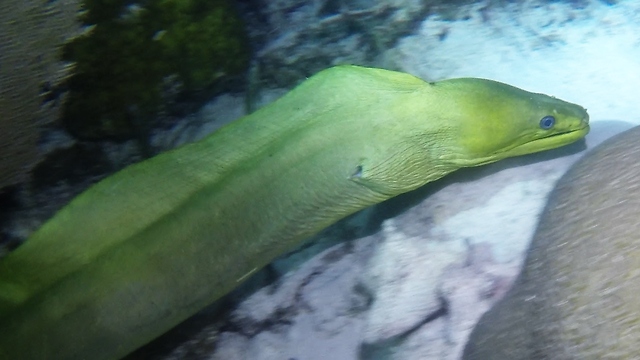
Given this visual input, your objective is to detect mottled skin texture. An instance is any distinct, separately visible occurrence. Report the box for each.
[0,65,588,360]
[463,125,640,360]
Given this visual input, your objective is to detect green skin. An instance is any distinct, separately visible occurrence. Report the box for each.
[0,65,589,360]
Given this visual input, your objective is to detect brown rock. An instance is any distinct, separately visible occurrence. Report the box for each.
[463,125,640,359]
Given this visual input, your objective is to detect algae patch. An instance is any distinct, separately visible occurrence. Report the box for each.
[61,0,249,140]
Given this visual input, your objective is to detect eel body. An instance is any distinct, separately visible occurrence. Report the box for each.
[462,125,640,360]
[0,65,589,359]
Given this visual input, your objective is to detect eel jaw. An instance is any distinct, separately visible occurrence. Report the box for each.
[463,124,590,167]
[510,124,590,157]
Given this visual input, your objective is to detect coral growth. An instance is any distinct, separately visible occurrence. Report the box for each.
[61,0,249,140]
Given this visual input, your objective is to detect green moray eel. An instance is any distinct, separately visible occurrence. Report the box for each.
[462,125,640,360]
[0,65,588,360]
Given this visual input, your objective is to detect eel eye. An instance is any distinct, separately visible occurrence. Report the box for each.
[539,115,555,130]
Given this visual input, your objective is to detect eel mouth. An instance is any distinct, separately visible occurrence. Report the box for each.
[449,120,590,168]
[511,123,590,157]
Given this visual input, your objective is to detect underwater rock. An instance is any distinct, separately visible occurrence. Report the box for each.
[239,0,434,88]
[462,125,640,359]
[0,0,82,189]
[354,138,586,360]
